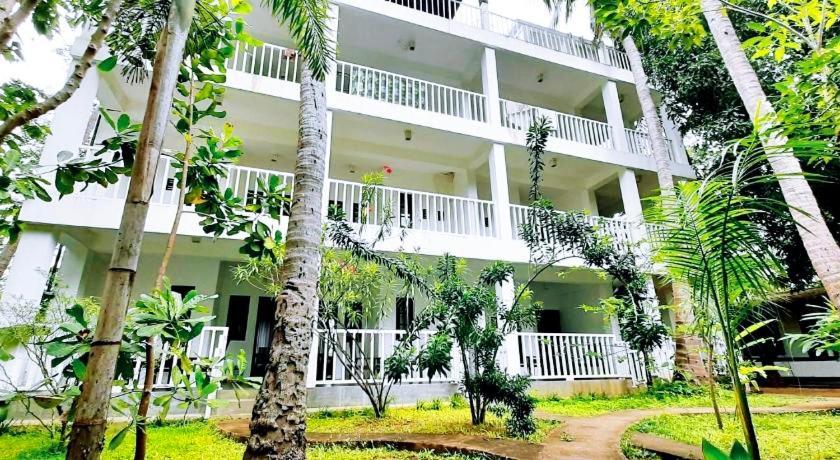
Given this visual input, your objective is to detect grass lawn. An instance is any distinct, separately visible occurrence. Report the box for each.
[535,390,814,417]
[0,421,481,460]
[625,410,840,460]
[309,404,560,443]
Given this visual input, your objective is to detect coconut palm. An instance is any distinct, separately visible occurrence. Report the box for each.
[242,0,334,458]
[65,1,197,458]
[645,144,790,459]
[541,0,707,379]
[699,0,840,308]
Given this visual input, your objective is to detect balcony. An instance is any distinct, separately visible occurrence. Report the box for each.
[365,0,631,70]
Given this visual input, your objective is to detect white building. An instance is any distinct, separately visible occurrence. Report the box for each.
[2,0,694,408]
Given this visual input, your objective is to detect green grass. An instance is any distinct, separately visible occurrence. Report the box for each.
[308,405,560,443]
[535,390,814,417]
[0,421,482,459]
[626,410,840,460]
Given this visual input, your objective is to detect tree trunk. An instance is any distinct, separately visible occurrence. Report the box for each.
[0,237,19,279]
[701,0,840,307]
[65,3,195,458]
[135,109,195,460]
[243,63,328,460]
[623,36,708,382]
[0,0,122,144]
[0,0,34,54]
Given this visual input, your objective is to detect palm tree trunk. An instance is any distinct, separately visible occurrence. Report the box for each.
[0,0,34,54]
[701,0,840,307]
[243,63,328,460]
[65,3,195,458]
[0,237,19,279]
[0,0,123,144]
[623,36,708,381]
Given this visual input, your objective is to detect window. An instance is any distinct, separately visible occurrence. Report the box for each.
[225,295,250,342]
[396,297,414,331]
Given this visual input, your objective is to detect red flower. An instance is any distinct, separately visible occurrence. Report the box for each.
[382,165,393,175]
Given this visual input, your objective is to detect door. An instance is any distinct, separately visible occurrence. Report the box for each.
[251,296,275,377]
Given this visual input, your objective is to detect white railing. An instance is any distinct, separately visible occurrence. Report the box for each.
[509,204,635,249]
[226,42,302,84]
[382,0,630,70]
[335,61,488,122]
[75,147,295,207]
[499,99,613,149]
[383,0,482,28]
[328,179,496,238]
[624,128,676,161]
[517,332,630,379]
[312,328,455,385]
[131,326,229,389]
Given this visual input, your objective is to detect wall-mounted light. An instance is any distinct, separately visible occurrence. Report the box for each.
[404,129,413,141]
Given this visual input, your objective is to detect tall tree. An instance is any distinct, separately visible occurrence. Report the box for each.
[243,0,333,457]
[542,0,708,379]
[700,0,840,306]
[65,1,196,457]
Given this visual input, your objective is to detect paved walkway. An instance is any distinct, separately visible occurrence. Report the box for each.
[216,398,840,459]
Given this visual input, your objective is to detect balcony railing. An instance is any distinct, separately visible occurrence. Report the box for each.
[499,99,613,150]
[335,61,488,122]
[509,204,636,249]
[517,332,636,380]
[328,179,497,238]
[311,328,457,385]
[381,0,631,70]
[227,42,303,83]
[625,128,676,160]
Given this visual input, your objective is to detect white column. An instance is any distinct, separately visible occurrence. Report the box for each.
[38,69,100,167]
[481,47,501,127]
[660,106,688,164]
[320,110,334,217]
[601,80,629,153]
[488,144,512,240]
[324,4,339,94]
[497,280,521,375]
[0,230,59,312]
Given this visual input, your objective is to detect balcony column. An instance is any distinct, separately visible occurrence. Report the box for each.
[601,80,629,153]
[497,280,521,375]
[660,106,688,164]
[481,47,501,127]
[38,68,100,168]
[320,110,334,217]
[488,144,512,240]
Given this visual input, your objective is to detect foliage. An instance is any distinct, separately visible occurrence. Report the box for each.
[628,412,840,460]
[785,301,840,355]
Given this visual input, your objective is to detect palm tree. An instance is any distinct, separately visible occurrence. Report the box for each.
[242,0,333,458]
[700,0,840,307]
[65,1,196,458]
[542,0,708,379]
[646,147,789,459]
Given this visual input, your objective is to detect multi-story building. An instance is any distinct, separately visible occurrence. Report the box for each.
[2,0,696,408]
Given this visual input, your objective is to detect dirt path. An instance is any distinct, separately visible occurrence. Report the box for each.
[216,398,840,459]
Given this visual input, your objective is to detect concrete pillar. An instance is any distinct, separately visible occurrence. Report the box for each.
[1,230,59,313]
[601,80,629,153]
[497,280,521,375]
[38,69,100,168]
[320,111,334,217]
[488,144,512,240]
[481,47,501,127]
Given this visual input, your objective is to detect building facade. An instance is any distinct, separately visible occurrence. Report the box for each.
[2,0,694,407]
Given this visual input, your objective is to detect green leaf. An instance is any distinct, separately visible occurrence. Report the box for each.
[97,56,118,72]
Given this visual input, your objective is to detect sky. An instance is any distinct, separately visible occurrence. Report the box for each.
[0,0,594,94]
